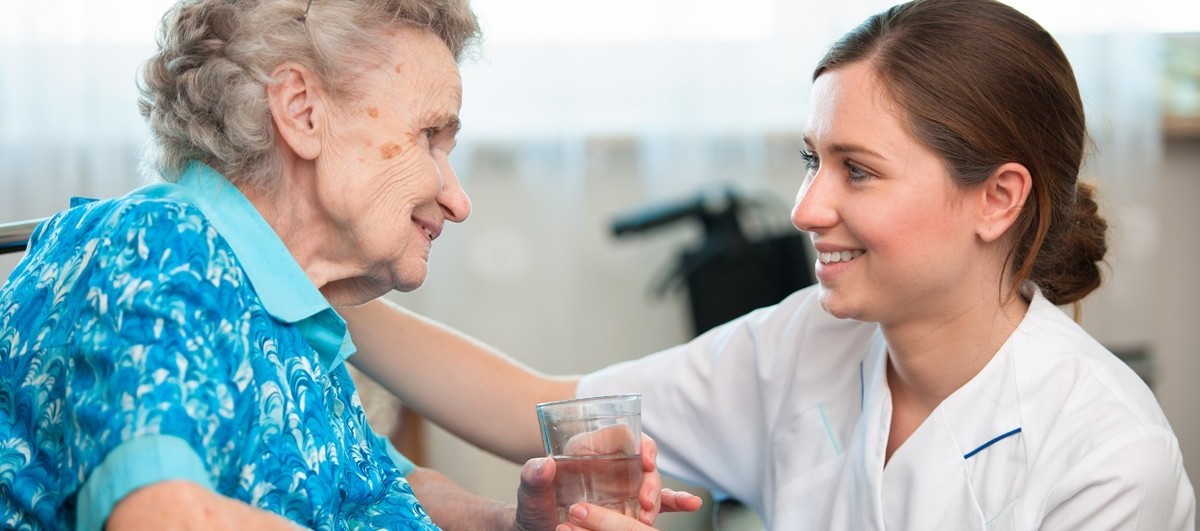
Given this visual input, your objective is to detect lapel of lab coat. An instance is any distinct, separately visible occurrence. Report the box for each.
[844,333,891,530]
[873,332,1026,529]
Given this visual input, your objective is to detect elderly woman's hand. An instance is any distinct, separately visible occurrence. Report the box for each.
[513,435,702,531]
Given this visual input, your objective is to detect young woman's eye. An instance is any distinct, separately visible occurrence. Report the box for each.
[800,150,819,173]
[846,162,872,182]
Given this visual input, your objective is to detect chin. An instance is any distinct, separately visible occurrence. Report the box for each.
[391,263,430,293]
[817,287,865,321]
[392,276,427,293]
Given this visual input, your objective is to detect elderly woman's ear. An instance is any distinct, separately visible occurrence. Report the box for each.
[267,63,324,161]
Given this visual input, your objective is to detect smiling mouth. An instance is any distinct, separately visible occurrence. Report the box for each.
[818,250,864,264]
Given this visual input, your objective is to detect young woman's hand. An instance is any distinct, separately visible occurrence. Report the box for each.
[514,434,703,531]
[633,435,704,525]
[552,502,659,531]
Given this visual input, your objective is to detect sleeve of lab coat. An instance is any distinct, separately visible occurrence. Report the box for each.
[576,287,825,512]
[1039,424,1196,530]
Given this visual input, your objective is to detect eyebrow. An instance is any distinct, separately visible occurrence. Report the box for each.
[425,112,462,134]
[803,135,887,161]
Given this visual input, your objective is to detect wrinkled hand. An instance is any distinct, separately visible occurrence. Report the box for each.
[514,456,561,531]
[513,435,703,531]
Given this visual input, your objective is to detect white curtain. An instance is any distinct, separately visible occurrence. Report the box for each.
[0,0,1185,527]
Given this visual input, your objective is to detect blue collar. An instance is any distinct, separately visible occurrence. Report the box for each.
[130,161,356,370]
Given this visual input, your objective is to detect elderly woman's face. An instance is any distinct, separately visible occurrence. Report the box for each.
[318,26,470,295]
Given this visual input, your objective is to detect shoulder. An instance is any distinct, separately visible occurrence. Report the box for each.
[90,194,218,259]
[1010,297,1186,486]
[30,193,220,272]
[1014,299,1170,436]
[991,299,1195,527]
[582,285,876,411]
[734,285,878,374]
[84,194,237,283]
[24,193,251,326]
[1037,424,1195,529]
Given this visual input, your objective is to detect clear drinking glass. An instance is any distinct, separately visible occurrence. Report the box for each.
[536,394,643,523]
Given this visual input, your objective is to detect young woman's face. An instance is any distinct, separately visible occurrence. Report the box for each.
[792,63,983,326]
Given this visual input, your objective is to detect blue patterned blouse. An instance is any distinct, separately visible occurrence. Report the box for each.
[0,162,436,530]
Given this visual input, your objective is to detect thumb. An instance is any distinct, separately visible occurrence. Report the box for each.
[515,458,560,531]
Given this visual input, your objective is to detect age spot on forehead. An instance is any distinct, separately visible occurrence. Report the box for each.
[367,107,379,118]
[395,64,402,74]
[380,142,403,160]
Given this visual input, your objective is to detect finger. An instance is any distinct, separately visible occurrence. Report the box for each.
[637,471,662,524]
[514,458,560,531]
[567,503,654,531]
[639,435,658,472]
[518,457,556,494]
[658,489,704,513]
[637,435,662,524]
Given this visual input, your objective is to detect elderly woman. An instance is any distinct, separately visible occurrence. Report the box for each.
[0,0,688,530]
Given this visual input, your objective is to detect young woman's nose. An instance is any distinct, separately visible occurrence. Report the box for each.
[791,172,838,233]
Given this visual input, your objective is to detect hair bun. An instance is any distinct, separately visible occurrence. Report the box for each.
[1035,181,1107,305]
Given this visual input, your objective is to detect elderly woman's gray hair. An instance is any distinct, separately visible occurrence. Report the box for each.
[138,0,480,188]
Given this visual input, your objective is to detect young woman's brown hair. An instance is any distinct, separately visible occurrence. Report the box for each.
[813,0,1107,306]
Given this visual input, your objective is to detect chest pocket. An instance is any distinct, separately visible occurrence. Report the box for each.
[767,375,859,496]
[773,381,858,469]
[965,431,1027,528]
[766,387,861,528]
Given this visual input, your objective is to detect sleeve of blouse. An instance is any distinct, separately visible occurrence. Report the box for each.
[1039,425,1196,530]
[377,433,416,476]
[64,200,246,531]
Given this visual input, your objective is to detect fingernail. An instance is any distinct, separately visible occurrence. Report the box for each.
[535,458,547,475]
[570,503,588,521]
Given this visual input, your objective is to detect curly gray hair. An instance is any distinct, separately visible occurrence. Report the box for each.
[138,0,481,187]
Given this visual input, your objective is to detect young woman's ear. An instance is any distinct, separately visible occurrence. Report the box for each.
[267,62,325,160]
[976,162,1032,243]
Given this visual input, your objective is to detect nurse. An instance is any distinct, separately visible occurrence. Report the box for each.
[342,0,1196,528]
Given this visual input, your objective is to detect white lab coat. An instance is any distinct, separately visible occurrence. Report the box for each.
[578,285,1196,530]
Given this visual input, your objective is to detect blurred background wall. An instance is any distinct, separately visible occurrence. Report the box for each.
[2,1,1198,529]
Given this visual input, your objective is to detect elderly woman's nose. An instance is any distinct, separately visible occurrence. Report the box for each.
[438,168,471,222]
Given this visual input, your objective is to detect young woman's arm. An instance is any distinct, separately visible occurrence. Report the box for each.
[343,298,578,463]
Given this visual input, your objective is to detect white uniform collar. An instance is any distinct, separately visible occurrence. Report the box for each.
[857,283,1050,528]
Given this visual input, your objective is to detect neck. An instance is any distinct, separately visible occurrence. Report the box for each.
[237,157,373,304]
[881,282,1029,413]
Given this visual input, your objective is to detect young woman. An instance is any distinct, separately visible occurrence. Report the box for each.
[342,0,1195,529]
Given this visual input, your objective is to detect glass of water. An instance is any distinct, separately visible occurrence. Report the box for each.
[536,394,643,523]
